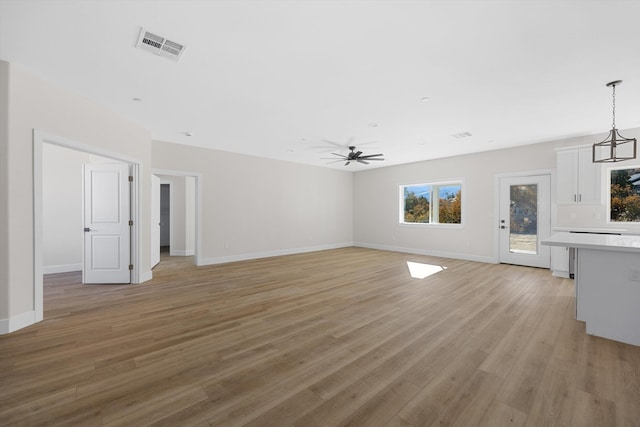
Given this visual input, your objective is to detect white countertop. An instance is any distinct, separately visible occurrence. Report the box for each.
[542,231,640,252]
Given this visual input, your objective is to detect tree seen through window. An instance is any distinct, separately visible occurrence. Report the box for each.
[610,168,640,222]
[402,183,462,224]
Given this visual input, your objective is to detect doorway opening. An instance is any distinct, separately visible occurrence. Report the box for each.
[160,183,171,254]
[151,169,202,269]
[495,172,552,268]
[33,131,142,322]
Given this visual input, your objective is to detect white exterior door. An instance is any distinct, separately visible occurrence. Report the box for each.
[499,174,551,268]
[151,174,161,268]
[83,163,131,284]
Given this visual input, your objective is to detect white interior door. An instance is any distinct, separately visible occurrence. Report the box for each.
[151,174,161,268]
[83,163,131,284]
[499,174,551,268]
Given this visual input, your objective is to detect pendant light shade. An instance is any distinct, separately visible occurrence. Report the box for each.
[593,80,637,163]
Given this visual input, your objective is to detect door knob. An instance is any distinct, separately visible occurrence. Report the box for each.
[84,227,92,232]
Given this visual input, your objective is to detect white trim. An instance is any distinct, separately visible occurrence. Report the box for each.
[399,178,465,226]
[492,168,555,263]
[354,242,498,264]
[0,311,36,334]
[33,130,144,329]
[152,168,203,267]
[169,249,195,256]
[43,263,82,274]
[198,242,354,266]
[140,270,153,283]
[493,169,556,268]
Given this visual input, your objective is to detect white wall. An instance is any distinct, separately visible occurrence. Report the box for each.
[354,128,640,262]
[0,61,151,332]
[152,140,354,264]
[42,144,88,273]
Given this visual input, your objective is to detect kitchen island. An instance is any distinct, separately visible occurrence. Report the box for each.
[542,232,640,346]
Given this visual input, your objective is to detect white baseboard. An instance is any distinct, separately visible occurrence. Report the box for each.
[197,242,354,266]
[169,249,195,256]
[43,263,82,274]
[0,310,37,334]
[353,242,499,264]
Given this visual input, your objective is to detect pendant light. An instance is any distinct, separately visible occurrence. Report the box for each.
[592,80,637,163]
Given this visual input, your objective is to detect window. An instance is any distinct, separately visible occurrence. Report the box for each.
[401,181,462,225]
[610,166,640,222]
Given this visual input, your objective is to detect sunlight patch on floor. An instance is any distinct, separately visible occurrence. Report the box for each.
[406,261,447,279]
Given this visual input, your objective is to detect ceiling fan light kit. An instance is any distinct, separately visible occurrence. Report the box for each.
[323,146,385,166]
[592,80,637,163]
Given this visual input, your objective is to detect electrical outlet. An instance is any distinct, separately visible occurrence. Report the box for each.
[630,269,640,282]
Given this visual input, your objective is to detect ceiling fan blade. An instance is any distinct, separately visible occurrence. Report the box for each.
[322,139,347,148]
[354,151,363,158]
[331,153,348,158]
[362,157,384,161]
[358,153,384,159]
[357,159,370,165]
[325,159,345,164]
[345,161,350,166]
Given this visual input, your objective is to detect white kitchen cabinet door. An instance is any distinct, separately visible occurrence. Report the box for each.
[576,147,601,204]
[556,146,601,205]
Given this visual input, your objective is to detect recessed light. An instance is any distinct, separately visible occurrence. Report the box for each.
[132,97,143,102]
[368,123,378,127]
[184,132,193,137]
[421,97,430,102]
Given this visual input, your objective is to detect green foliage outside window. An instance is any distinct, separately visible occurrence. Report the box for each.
[610,168,640,222]
[402,183,462,224]
[404,188,430,223]
[439,188,462,224]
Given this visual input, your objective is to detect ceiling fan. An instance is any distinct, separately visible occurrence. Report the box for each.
[322,146,385,166]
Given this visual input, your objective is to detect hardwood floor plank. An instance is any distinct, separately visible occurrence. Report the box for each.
[0,248,638,426]
[571,389,616,427]
[477,400,527,427]
[523,359,576,427]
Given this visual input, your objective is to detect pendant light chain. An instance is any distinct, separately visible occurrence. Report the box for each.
[611,83,616,129]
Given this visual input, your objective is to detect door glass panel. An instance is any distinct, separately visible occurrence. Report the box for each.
[509,184,538,254]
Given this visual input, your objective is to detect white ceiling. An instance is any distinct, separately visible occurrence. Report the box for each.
[1,0,640,170]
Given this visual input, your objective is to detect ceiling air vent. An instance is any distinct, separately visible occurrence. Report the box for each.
[451,132,472,139]
[135,28,185,62]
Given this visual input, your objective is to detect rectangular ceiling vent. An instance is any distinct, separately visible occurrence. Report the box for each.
[135,28,185,62]
[451,132,473,139]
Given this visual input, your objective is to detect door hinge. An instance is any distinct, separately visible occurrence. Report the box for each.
[129,264,133,271]
[128,176,133,182]
[128,220,133,226]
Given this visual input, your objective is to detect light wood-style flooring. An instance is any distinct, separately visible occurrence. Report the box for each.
[1,247,639,426]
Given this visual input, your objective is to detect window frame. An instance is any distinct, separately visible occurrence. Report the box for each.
[607,164,640,224]
[399,178,464,228]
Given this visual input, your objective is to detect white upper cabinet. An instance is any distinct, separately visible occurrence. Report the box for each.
[557,146,601,205]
